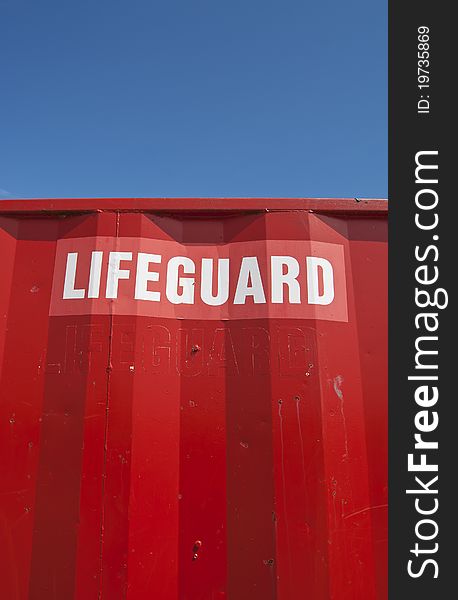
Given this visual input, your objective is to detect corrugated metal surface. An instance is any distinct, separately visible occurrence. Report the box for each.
[0,199,387,600]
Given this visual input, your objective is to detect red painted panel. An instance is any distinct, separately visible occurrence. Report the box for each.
[0,200,387,599]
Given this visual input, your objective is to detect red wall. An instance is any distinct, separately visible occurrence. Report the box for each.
[0,201,387,599]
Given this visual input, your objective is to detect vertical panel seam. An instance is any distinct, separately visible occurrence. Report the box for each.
[98,211,119,599]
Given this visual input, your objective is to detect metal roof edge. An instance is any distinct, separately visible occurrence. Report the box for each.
[0,197,388,215]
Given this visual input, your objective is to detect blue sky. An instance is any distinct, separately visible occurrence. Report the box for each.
[0,0,386,199]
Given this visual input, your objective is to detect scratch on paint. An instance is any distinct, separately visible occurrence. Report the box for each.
[278,401,288,529]
[295,397,307,496]
[333,375,349,459]
[343,504,388,520]
[278,400,293,591]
